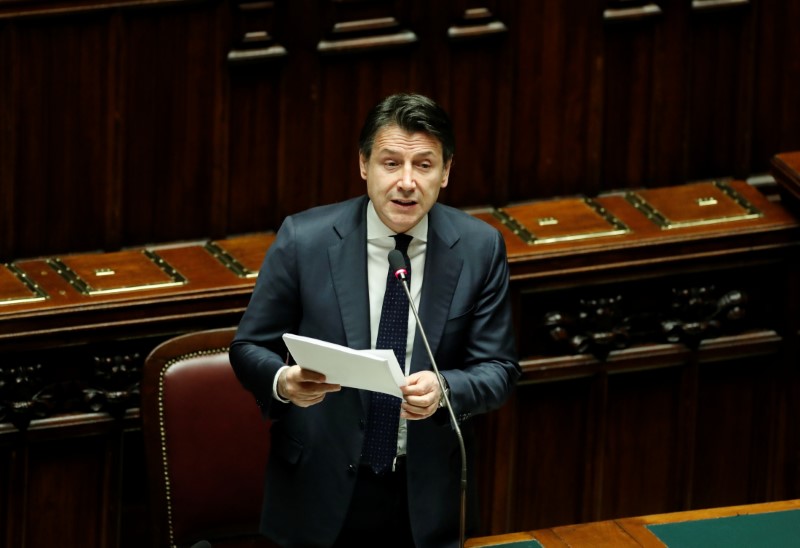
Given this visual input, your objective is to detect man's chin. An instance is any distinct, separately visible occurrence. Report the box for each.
[385,213,421,234]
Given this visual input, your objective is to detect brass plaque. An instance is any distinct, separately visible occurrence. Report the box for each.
[48,249,187,295]
[493,198,629,245]
[625,180,762,229]
[205,233,275,278]
[0,263,48,305]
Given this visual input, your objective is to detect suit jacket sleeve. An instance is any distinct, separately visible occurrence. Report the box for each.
[434,226,520,424]
[229,215,301,419]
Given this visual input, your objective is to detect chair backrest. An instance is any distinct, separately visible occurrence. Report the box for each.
[141,327,271,547]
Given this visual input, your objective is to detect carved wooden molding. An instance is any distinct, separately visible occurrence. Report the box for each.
[0,347,146,430]
[447,7,508,42]
[315,0,417,55]
[603,2,662,22]
[0,0,204,20]
[691,0,750,12]
[228,0,288,65]
[317,16,418,55]
[520,330,782,382]
[543,286,750,360]
[83,352,143,419]
[0,363,52,430]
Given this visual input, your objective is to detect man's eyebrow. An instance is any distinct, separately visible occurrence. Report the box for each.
[376,148,437,157]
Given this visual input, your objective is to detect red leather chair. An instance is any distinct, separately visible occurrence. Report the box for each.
[141,327,276,548]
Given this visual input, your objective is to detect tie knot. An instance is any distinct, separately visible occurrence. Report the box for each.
[393,233,412,254]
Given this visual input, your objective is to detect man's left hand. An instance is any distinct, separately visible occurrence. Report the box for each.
[400,370,442,420]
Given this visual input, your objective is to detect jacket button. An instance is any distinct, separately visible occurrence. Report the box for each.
[359,419,365,429]
[347,464,356,475]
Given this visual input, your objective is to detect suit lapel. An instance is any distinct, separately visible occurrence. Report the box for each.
[328,198,371,352]
[412,205,462,373]
[327,199,372,413]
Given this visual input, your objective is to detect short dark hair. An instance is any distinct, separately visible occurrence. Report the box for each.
[358,93,455,163]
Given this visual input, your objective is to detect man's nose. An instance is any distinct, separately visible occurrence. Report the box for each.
[397,164,415,189]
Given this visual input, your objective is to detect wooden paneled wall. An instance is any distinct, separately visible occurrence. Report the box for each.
[1,0,799,261]
[2,2,800,547]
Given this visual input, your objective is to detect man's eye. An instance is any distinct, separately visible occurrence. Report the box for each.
[419,163,431,169]
[384,161,398,168]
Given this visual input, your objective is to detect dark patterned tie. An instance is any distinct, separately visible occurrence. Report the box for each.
[361,233,412,474]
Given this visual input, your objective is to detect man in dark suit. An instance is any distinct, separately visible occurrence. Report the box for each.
[230,93,520,548]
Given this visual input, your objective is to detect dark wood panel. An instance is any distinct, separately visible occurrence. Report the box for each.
[600,367,687,519]
[685,3,755,180]
[0,446,15,547]
[645,2,692,186]
[691,355,783,508]
[119,5,230,245]
[751,1,800,173]
[508,0,605,200]
[473,396,518,534]
[226,68,284,235]
[0,417,132,548]
[508,377,596,530]
[443,34,513,207]
[2,16,115,258]
[268,0,323,222]
[24,436,115,547]
[0,23,14,261]
[497,331,788,534]
[602,6,664,188]
[119,429,149,548]
[0,0,798,259]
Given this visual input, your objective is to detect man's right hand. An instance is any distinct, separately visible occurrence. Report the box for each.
[277,365,341,407]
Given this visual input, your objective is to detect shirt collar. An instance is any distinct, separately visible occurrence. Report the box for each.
[367,200,428,242]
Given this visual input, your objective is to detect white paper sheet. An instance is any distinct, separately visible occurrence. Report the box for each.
[282,333,406,398]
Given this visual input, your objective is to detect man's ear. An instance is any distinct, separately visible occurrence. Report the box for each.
[359,153,368,180]
[441,158,453,188]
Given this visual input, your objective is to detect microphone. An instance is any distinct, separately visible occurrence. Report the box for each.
[388,249,468,548]
[388,250,409,281]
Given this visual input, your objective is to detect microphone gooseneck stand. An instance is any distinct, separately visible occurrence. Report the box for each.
[390,250,467,548]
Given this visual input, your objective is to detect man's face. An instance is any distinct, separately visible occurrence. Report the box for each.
[360,125,451,234]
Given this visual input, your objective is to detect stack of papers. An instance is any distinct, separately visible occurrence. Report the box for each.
[282,333,406,398]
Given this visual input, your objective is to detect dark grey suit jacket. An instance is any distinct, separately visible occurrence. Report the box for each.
[230,195,520,548]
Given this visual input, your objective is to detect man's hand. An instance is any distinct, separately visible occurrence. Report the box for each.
[277,365,341,407]
[400,370,442,420]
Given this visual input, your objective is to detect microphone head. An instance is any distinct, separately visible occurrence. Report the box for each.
[388,249,408,281]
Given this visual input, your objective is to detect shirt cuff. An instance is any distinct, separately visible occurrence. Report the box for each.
[273,365,291,404]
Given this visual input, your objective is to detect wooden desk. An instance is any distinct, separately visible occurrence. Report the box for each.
[1,175,800,547]
[772,151,800,217]
[466,499,800,547]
